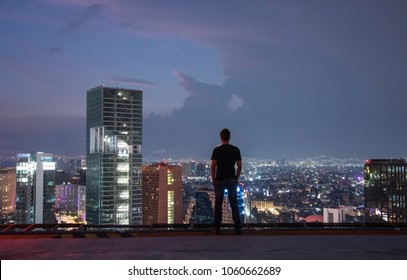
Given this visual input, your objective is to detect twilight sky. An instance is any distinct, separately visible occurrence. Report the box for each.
[1,0,407,160]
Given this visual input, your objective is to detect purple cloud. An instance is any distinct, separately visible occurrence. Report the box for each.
[47,47,63,54]
[172,69,244,114]
[61,3,105,32]
[0,115,85,156]
[2,0,407,159]
[110,76,159,87]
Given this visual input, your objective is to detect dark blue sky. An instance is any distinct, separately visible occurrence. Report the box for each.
[1,0,407,160]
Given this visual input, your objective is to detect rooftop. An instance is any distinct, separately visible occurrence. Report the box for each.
[1,224,407,260]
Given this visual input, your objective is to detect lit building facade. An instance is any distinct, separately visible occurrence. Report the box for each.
[250,200,274,212]
[86,86,143,225]
[55,184,86,223]
[0,167,16,221]
[184,185,246,225]
[142,164,183,224]
[364,159,407,224]
[15,152,56,224]
[323,206,360,223]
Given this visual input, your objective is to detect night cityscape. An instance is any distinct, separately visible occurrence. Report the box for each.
[0,149,389,226]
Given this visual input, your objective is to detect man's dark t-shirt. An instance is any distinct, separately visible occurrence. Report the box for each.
[211,144,241,180]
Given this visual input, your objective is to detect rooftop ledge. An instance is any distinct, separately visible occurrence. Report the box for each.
[1,222,407,238]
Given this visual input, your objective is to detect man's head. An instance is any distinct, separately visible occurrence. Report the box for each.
[220,128,231,142]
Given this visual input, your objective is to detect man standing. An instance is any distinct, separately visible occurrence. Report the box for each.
[211,128,242,234]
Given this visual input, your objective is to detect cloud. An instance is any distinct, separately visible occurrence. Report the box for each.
[139,2,407,159]
[171,69,242,114]
[0,36,35,49]
[61,3,104,32]
[47,47,63,54]
[110,76,159,87]
[3,0,407,159]
[227,94,244,113]
[143,70,245,159]
[0,115,85,156]
[1,61,50,82]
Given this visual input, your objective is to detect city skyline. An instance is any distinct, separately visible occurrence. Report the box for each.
[1,1,407,160]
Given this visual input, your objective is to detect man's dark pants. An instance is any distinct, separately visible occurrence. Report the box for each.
[214,179,242,231]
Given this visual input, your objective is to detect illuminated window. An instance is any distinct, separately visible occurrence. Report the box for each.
[167,191,174,224]
[167,170,174,185]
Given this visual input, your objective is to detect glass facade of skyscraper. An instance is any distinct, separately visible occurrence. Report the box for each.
[364,159,407,224]
[86,86,142,225]
[15,152,56,224]
[195,189,215,224]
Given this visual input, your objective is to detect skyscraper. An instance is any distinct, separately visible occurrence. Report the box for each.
[86,85,142,225]
[15,152,56,224]
[183,185,246,225]
[0,167,16,222]
[142,164,183,224]
[193,186,217,224]
[364,159,407,224]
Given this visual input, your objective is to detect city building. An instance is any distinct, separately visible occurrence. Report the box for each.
[142,164,183,224]
[0,167,16,222]
[190,186,216,224]
[86,85,143,224]
[184,185,246,225]
[190,161,196,176]
[55,184,86,223]
[251,200,274,212]
[196,162,208,177]
[55,170,72,185]
[15,152,56,224]
[296,214,323,223]
[181,162,191,179]
[323,206,360,223]
[364,159,407,223]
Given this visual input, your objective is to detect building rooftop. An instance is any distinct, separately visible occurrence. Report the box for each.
[1,226,407,260]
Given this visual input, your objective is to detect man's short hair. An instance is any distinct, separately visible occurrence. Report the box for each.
[220,128,231,141]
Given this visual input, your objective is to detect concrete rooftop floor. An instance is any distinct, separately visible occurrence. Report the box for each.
[1,228,407,260]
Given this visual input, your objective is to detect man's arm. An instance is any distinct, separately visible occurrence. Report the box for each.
[236,160,242,181]
[211,160,217,183]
